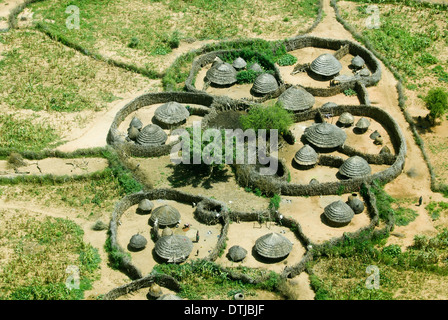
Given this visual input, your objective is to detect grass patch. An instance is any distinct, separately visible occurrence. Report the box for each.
[0,29,152,113]
[0,211,101,300]
[425,201,448,220]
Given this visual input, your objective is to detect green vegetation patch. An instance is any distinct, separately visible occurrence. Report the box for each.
[0,211,101,300]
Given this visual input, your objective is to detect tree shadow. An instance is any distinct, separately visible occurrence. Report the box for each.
[167,163,232,189]
[413,115,434,134]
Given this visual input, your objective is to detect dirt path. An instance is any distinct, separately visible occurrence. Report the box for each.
[0,0,25,31]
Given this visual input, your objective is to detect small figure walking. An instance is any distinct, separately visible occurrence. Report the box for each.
[196,231,200,243]
[418,196,423,206]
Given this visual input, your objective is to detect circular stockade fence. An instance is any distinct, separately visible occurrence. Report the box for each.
[106,92,216,157]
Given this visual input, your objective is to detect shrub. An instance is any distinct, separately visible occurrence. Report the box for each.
[344,88,357,96]
[275,53,298,66]
[236,69,262,84]
[239,103,294,136]
[424,87,448,124]
[382,244,401,258]
[269,194,281,210]
[128,37,139,48]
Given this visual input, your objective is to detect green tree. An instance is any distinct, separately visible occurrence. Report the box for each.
[239,103,294,136]
[424,87,448,125]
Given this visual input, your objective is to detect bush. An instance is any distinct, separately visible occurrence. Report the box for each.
[128,37,139,48]
[236,70,262,84]
[424,87,448,124]
[239,103,294,136]
[275,53,298,66]
[269,194,281,210]
[382,244,401,258]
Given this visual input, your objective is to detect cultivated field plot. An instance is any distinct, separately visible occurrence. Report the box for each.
[1,0,448,303]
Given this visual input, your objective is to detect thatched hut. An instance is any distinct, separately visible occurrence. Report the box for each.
[254,232,293,260]
[338,156,372,179]
[351,55,365,69]
[130,116,143,130]
[303,122,347,149]
[293,144,318,167]
[337,112,354,127]
[227,245,247,262]
[251,73,279,95]
[206,62,237,86]
[150,205,181,228]
[232,57,247,70]
[154,101,190,129]
[323,200,355,227]
[137,199,154,214]
[277,87,315,112]
[128,234,148,251]
[310,53,342,77]
[347,193,365,214]
[154,234,193,263]
[127,126,140,141]
[355,117,370,133]
[136,124,168,146]
[249,63,263,72]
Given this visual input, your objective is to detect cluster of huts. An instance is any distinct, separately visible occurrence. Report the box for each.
[125,101,191,145]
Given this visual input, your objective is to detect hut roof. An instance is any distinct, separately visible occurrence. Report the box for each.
[154,234,193,263]
[130,116,143,130]
[150,205,181,227]
[338,156,372,179]
[309,178,319,185]
[206,62,237,85]
[277,87,315,112]
[157,294,183,300]
[161,228,173,237]
[355,117,370,130]
[304,122,347,149]
[351,55,365,68]
[136,124,168,146]
[233,57,247,69]
[129,234,147,250]
[310,53,342,77]
[338,112,354,126]
[154,101,190,126]
[127,125,140,141]
[369,130,381,140]
[294,144,318,166]
[228,245,247,262]
[212,56,223,67]
[324,200,355,226]
[251,73,279,95]
[321,102,338,110]
[138,199,154,212]
[254,232,293,259]
[249,62,263,72]
[379,146,391,155]
[357,68,371,77]
[347,195,365,214]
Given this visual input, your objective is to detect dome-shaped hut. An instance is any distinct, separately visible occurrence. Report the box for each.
[254,233,293,260]
[227,245,247,262]
[136,124,168,146]
[369,130,381,140]
[338,156,372,179]
[154,101,190,129]
[337,112,354,127]
[379,146,391,155]
[154,234,193,263]
[251,73,279,96]
[304,122,347,149]
[351,55,365,69]
[323,200,355,227]
[128,234,148,251]
[232,57,247,70]
[321,102,338,109]
[130,116,143,130]
[310,53,342,78]
[150,205,181,227]
[161,228,173,237]
[277,87,315,112]
[137,199,154,214]
[293,144,318,167]
[206,62,237,86]
[347,193,365,214]
[127,125,140,141]
[249,63,263,72]
[355,117,370,133]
